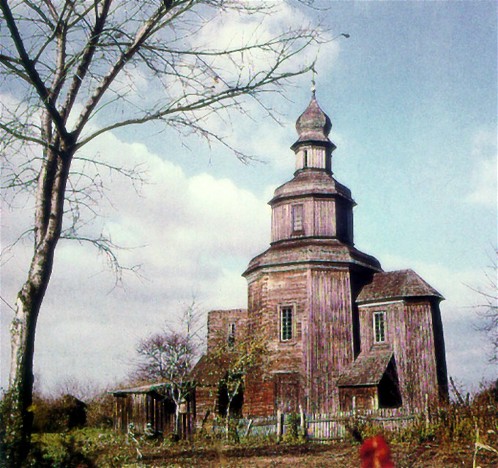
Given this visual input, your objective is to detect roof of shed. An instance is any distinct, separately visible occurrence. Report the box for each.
[356,269,443,304]
[110,382,171,395]
[337,348,393,387]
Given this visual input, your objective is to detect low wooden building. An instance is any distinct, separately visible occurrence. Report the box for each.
[111,383,195,438]
[193,90,448,420]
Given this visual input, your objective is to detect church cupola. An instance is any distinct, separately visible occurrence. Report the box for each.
[291,89,336,174]
[267,89,356,247]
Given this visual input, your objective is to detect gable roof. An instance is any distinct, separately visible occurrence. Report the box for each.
[190,354,228,386]
[356,269,443,304]
[337,348,393,387]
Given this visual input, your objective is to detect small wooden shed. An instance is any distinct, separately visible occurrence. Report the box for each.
[111,383,195,438]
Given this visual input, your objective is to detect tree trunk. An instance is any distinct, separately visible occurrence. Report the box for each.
[225,402,231,442]
[174,403,181,440]
[4,278,47,466]
[3,148,71,466]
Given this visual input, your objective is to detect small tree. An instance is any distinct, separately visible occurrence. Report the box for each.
[134,301,203,438]
[473,250,498,363]
[207,332,267,441]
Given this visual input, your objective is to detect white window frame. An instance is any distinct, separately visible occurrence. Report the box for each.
[280,305,294,342]
[373,311,386,344]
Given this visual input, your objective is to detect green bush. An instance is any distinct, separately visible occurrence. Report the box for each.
[28,429,140,467]
[31,394,87,433]
[282,412,306,444]
[86,393,114,429]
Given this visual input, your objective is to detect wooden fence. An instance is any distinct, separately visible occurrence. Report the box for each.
[214,408,426,442]
[304,408,422,441]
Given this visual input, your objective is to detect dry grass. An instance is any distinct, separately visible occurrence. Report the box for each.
[128,440,498,467]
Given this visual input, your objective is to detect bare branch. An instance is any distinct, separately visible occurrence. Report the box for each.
[72,1,175,138]
[60,0,113,122]
[0,0,69,141]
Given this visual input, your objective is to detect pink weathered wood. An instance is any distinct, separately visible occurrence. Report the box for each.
[358,300,440,411]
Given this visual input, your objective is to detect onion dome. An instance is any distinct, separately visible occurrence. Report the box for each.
[291,91,333,149]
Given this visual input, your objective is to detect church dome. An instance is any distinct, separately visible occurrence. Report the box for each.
[293,92,332,147]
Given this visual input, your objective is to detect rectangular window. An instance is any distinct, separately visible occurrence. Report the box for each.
[292,204,304,233]
[373,312,386,343]
[227,323,235,347]
[280,306,293,341]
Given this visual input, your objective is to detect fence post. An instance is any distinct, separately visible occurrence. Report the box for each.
[299,405,306,439]
[424,393,430,431]
[276,409,282,442]
[244,419,253,438]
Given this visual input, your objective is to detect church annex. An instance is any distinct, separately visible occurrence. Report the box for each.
[193,90,448,419]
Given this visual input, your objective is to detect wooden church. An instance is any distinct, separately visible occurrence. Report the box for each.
[193,90,448,418]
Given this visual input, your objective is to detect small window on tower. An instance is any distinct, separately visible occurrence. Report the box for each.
[280,306,293,341]
[292,204,304,234]
[373,312,386,343]
[303,150,308,168]
[228,323,235,347]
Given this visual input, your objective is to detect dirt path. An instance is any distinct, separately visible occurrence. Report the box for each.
[139,441,497,467]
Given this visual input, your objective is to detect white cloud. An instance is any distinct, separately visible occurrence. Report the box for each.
[1,129,271,391]
[465,129,497,207]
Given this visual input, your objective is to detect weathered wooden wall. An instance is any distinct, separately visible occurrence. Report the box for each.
[244,378,275,417]
[244,265,360,416]
[195,386,217,423]
[294,145,327,171]
[245,269,309,416]
[114,393,175,434]
[339,386,377,411]
[358,299,441,411]
[113,392,195,438]
[271,197,354,244]
[207,309,249,351]
[307,268,354,413]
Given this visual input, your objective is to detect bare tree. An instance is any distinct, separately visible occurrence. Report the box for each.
[134,301,203,438]
[0,0,322,462]
[474,250,498,363]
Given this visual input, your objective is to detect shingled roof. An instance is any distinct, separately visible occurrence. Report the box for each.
[190,354,229,386]
[291,92,334,149]
[337,348,393,387]
[356,269,443,304]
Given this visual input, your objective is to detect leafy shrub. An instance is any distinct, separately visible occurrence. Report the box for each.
[28,433,95,467]
[32,394,87,433]
[283,412,305,444]
[28,429,141,467]
[86,393,114,429]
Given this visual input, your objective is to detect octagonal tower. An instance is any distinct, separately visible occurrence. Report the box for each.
[243,92,382,415]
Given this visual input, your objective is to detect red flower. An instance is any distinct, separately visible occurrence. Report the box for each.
[359,435,395,468]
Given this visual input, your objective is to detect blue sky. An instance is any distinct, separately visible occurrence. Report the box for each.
[1,1,496,394]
